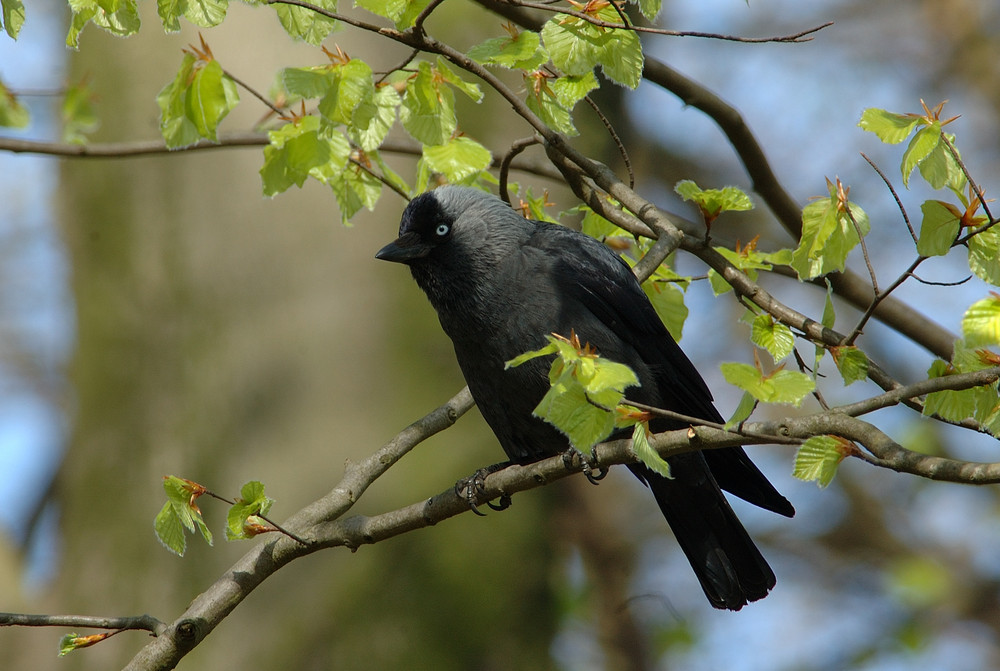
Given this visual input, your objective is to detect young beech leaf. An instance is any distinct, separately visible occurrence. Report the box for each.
[467,30,548,70]
[922,358,1000,430]
[507,334,639,450]
[275,0,338,45]
[674,180,753,222]
[184,58,239,142]
[831,345,869,386]
[725,392,757,429]
[58,632,111,657]
[181,0,227,28]
[793,435,850,487]
[400,61,457,146]
[917,200,961,256]
[2,0,26,40]
[155,475,213,556]
[421,136,493,184]
[751,313,795,361]
[791,179,869,280]
[858,107,921,144]
[540,5,643,89]
[720,362,815,406]
[0,80,29,128]
[226,480,275,541]
[968,227,1000,286]
[317,59,374,126]
[157,52,201,149]
[631,422,672,478]
[642,278,688,342]
[962,295,1000,347]
[61,79,100,144]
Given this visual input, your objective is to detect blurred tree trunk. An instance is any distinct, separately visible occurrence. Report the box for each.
[13,5,562,670]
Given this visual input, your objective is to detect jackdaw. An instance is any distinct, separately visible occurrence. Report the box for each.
[376,185,794,610]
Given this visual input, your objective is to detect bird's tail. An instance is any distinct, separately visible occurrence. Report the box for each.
[628,456,777,611]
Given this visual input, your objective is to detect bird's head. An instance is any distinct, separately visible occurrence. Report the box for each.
[375,186,528,271]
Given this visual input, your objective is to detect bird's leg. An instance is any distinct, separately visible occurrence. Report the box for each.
[561,448,608,485]
[454,461,512,515]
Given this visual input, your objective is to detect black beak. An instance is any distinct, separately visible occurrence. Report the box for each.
[375,231,431,264]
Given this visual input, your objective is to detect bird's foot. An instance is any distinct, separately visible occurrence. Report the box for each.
[455,462,512,515]
[561,448,608,485]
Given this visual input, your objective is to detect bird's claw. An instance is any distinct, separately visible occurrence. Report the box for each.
[562,448,607,485]
[455,462,511,515]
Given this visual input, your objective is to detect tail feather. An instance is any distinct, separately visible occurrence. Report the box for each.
[628,455,777,610]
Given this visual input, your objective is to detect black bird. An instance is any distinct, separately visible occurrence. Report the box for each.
[376,186,794,610]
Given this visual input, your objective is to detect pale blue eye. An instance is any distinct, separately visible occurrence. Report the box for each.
[435,224,450,236]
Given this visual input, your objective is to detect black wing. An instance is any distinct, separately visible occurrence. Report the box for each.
[526,223,793,518]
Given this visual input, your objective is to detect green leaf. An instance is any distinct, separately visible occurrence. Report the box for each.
[631,423,671,478]
[858,108,921,144]
[400,61,456,145]
[725,392,757,429]
[157,0,181,31]
[793,435,848,487]
[467,29,548,70]
[642,276,688,342]
[66,0,140,47]
[525,77,578,136]
[155,475,213,556]
[184,58,239,142]
[156,52,201,148]
[507,334,639,450]
[962,295,1000,347]
[968,226,1000,286]
[281,65,336,99]
[534,379,615,451]
[0,81,29,128]
[918,131,963,190]
[540,7,643,89]
[706,244,774,296]
[275,0,338,45]
[62,80,100,143]
[831,345,869,386]
[434,57,483,102]
[791,179,869,280]
[505,340,559,368]
[2,0,26,39]
[329,160,383,224]
[349,83,400,151]
[226,480,275,541]
[421,136,492,184]
[183,0,228,27]
[916,200,961,256]
[675,180,753,221]
[922,358,999,426]
[636,0,661,21]
[901,123,940,188]
[751,313,795,361]
[549,72,599,109]
[317,58,374,125]
[259,116,350,196]
[154,500,188,556]
[720,362,815,406]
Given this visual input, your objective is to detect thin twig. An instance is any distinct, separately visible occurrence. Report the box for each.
[223,68,286,117]
[0,612,167,635]
[843,257,924,346]
[506,1,832,43]
[861,152,915,243]
[583,94,633,189]
[499,136,541,204]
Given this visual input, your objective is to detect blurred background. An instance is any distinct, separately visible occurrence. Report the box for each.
[2,0,1000,669]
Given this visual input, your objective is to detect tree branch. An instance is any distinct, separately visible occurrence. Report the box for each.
[0,612,167,636]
